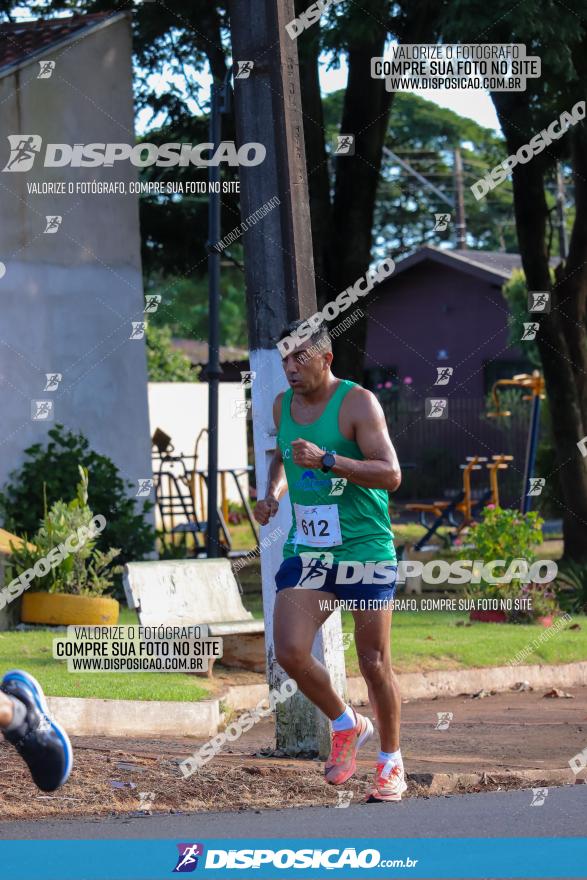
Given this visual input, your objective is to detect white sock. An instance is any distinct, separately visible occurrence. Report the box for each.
[332,705,355,732]
[378,749,402,776]
[4,696,26,732]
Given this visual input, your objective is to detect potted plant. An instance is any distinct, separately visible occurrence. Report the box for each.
[7,467,122,626]
[459,505,559,624]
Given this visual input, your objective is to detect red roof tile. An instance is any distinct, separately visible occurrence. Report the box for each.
[0,12,121,71]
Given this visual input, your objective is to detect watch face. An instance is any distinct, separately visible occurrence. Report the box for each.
[322,452,335,470]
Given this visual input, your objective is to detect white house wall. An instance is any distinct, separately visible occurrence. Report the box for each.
[0,16,152,509]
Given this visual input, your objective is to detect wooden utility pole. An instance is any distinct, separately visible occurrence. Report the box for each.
[229,0,346,756]
[556,162,567,260]
[453,148,467,249]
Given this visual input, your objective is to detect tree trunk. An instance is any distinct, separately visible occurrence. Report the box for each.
[492,90,587,560]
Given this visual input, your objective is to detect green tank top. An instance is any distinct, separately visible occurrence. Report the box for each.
[277,379,396,563]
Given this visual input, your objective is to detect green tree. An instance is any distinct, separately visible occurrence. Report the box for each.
[441,0,587,561]
[146,324,198,382]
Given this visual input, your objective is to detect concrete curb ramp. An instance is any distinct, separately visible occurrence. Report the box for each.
[409,767,585,795]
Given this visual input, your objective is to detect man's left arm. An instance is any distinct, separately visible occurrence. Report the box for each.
[291,389,401,491]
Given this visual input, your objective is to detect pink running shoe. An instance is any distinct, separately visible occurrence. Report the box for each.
[324,710,373,785]
[366,760,408,802]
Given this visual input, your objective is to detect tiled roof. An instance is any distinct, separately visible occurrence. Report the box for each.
[0,12,123,73]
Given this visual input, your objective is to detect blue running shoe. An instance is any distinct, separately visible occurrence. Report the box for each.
[1,669,73,792]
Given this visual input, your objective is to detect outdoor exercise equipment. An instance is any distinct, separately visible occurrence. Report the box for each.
[151,428,258,557]
[406,454,512,550]
[486,370,545,513]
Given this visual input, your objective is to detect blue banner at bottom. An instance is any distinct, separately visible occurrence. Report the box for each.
[1,837,586,880]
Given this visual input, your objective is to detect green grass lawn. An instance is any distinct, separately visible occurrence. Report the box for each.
[2,593,583,701]
[0,607,209,702]
[241,592,586,675]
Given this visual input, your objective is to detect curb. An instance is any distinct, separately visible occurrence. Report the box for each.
[225,661,587,712]
[47,695,220,738]
[349,661,587,703]
[45,660,587,738]
[408,767,585,795]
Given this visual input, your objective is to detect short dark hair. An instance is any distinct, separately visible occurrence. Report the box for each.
[277,318,332,353]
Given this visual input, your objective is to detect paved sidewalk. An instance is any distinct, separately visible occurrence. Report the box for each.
[0,685,585,821]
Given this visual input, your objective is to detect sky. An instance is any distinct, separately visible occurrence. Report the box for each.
[320,55,501,132]
[137,53,502,135]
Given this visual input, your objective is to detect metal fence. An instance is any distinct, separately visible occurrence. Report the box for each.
[382,396,530,507]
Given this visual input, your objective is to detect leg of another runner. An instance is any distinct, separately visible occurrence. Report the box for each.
[0,691,14,727]
[352,607,400,751]
[274,589,346,719]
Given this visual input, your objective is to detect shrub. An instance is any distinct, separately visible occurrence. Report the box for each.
[459,505,558,621]
[7,467,122,598]
[0,425,155,582]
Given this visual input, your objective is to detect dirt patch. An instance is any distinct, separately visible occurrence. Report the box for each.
[1,686,586,821]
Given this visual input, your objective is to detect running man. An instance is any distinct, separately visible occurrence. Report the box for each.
[254,320,404,803]
[0,669,73,792]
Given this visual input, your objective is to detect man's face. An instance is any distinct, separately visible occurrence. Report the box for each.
[281,341,331,393]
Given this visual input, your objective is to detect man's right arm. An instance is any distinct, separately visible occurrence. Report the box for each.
[253,393,287,526]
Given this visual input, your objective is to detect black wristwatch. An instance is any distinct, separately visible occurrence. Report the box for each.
[321,452,336,473]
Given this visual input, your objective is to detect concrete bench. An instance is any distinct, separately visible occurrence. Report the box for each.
[123,559,265,676]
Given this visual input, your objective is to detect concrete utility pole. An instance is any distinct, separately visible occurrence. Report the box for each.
[453,148,467,250]
[229,0,346,756]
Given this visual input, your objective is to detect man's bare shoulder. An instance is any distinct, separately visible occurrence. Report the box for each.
[343,384,381,416]
[273,391,286,428]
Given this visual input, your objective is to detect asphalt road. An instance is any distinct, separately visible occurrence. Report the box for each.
[0,785,585,839]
